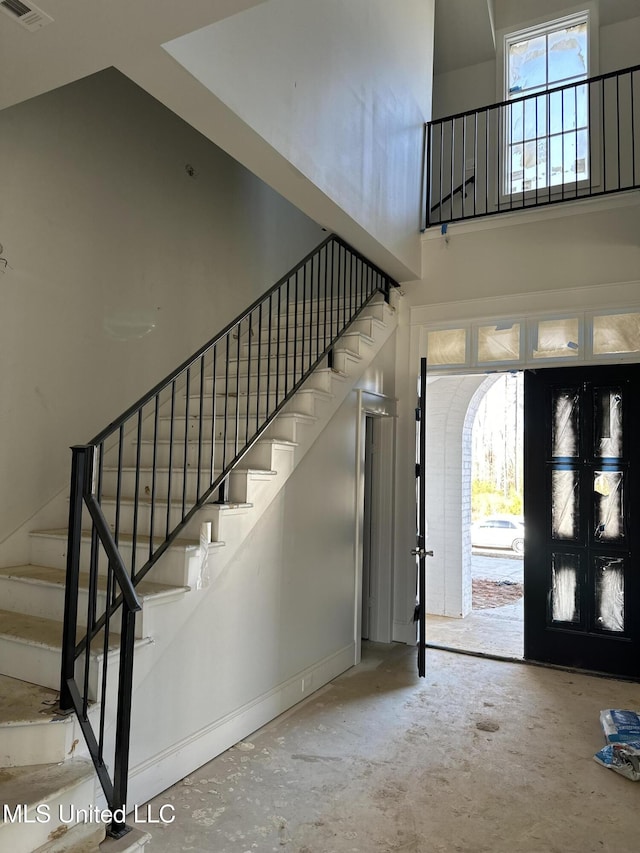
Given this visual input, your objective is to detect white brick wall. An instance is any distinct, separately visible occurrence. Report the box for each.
[426,374,498,617]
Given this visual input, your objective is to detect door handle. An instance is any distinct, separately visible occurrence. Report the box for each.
[411,548,434,558]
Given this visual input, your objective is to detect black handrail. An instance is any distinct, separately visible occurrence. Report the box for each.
[423,63,640,228]
[59,233,397,837]
[430,175,475,214]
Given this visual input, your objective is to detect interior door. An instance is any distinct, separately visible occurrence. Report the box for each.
[524,364,640,678]
[414,357,428,677]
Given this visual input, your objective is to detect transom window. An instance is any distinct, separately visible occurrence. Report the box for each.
[504,11,590,194]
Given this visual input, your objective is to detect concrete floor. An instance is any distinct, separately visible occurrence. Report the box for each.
[427,552,524,659]
[141,642,640,853]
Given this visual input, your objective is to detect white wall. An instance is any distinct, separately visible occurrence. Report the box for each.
[0,69,324,556]
[118,335,398,805]
[163,0,435,278]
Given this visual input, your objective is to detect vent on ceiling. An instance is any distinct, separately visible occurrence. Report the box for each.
[0,0,53,31]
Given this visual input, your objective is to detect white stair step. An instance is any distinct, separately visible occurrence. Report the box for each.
[0,566,186,641]
[99,827,151,853]
[0,758,98,853]
[96,494,230,544]
[243,329,372,357]
[179,386,333,420]
[35,824,106,853]
[35,821,105,853]
[0,674,75,767]
[199,366,343,395]
[0,609,143,694]
[131,414,311,467]
[101,463,264,503]
[149,409,313,442]
[28,530,210,587]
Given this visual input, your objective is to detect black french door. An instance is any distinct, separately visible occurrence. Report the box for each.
[414,358,428,677]
[524,365,640,678]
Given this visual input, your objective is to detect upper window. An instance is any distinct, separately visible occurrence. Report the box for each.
[504,11,590,194]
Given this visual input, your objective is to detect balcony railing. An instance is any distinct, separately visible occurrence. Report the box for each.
[423,63,640,229]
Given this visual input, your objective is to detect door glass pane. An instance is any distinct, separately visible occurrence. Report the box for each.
[533,318,580,358]
[550,553,580,623]
[594,557,624,632]
[427,329,466,365]
[477,323,521,362]
[594,388,623,458]
[593,313,640,355]
[551,469,579,539]
[593,471,624,543]
[551,388,580,457]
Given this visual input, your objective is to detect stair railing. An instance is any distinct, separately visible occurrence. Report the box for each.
[59,233,397,837]
[423,63,640,228]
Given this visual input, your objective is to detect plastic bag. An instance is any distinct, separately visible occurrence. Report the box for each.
[594,741,640,782]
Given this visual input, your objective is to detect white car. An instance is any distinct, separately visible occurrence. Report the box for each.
[471,515,525,554]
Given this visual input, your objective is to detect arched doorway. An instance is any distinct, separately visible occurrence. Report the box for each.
[424,372,524,659]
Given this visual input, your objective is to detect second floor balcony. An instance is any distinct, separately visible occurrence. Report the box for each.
[423,64,640,229]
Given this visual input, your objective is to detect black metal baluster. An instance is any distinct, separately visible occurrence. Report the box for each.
[462,114,467,218]
[196,357,205,503]
[294,272,300,384]
[285,277,290,395]
[210,349,217,485]
[323,245,328,353]
[115,426,124,549]
[111,605,136,837]
[342,245,347,333]
[632,71,636,187]
[301,264,306,375]
[131,410,142,579]
[616,74,621,190]
[450,118,455,220]
[245,313,252,445]
[258,303,264,429]
[166,380,175,538]
[522,100,526,208]
[536,94,540,205]
[473,112,477,216]
[439,122,444,220]
[424,124,433,228]
[485,108,489,215]
[98,555,114,759]
[329,240,335,344]
[497,105,502,211]
[183,369,191,519]
[547,93,551,203]
[84,444,102,718]
[274,288,279,405]
[234,322,241,455]
[602,77,607,191]
[314,254,320,367]
[149,395,159,561]
[60,446,89,713]
[221,340,229,472]
[588,79,593,194]
[561,89,565,200]
[574,85,579,197]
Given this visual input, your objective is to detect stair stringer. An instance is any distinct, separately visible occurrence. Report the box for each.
[109,298,400,810]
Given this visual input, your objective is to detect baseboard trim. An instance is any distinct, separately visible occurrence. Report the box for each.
[124,643,356,812]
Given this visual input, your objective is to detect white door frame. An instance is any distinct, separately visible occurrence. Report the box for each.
[354,390,397,661]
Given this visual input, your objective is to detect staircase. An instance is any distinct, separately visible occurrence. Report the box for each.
[0,235,399,851]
